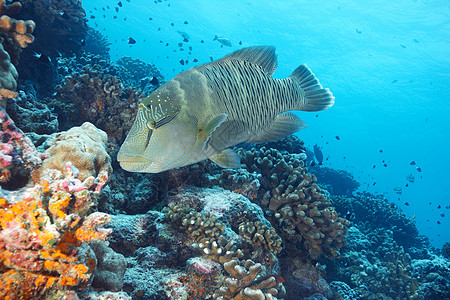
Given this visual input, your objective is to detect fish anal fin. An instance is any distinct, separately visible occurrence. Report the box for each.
[209,148,241,169]
[200,113,227,150]
[198,46,278,76]
[248,113,307,143]
[290,64,335,112]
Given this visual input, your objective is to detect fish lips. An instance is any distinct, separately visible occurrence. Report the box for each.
[118,115,196,173]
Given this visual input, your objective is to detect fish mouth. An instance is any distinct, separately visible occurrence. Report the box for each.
[118,115,196,173]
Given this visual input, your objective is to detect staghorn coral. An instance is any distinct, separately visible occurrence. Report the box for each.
[0,107,43,189]
[0,161,111,299]
[48,63,143,142]
[39,122,112,182]
[214,259,285,300]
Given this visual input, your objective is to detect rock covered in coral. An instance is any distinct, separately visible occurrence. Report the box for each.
[6,91,58,134]
[0,107,43,189]
[39,122,112,181]
[0,160,111,299]
[48,63,143,142]
[90,241,127,292]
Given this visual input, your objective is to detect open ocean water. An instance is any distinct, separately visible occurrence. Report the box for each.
[84,0,450,248]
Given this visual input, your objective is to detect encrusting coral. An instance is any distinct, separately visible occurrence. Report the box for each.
[0,161,111,299]
[39,122,112,181]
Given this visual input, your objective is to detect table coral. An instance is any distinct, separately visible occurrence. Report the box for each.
[0,161,111,299]
[39,122,112,181]
[0,107,43,189]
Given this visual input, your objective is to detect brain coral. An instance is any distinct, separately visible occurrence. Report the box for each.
[40,122,112,181]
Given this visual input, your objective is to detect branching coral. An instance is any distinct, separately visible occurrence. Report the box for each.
[218,146,349,259]
[0,107,43,189]
[238,221,282,255]
[214,259,285,300]
[39,122,112,181]
[0,161,111,299]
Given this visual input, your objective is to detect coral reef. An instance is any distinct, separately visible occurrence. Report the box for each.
[0,161,111,299]
[0,107,43,189]
[6,91,58,134]
[39,122,112,181]
[48,63,143,142]
[214,146,349,259]
[84,26,111,60]
[330,193,430,256]
[17,0,87,57]
[0,0,35,99]
[333,226,419,299]
[443,242,450,259]
[309,166,360,196]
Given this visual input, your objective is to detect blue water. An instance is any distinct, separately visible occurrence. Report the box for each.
[84,0,450,248]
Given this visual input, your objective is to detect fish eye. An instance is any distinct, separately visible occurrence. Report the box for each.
[147,120,157,129]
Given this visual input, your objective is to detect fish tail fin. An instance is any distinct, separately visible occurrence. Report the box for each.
[290,64,335,112]
[213,35,218,41]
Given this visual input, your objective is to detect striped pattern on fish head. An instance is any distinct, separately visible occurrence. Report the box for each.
[117,80,199,173]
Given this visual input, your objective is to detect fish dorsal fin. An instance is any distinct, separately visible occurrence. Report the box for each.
[247,113,307,143]
[199,113,228,151]
[209,148,241,168]
[219,46,278,76]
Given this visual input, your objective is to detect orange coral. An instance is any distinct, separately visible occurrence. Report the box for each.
[0,163,111,299]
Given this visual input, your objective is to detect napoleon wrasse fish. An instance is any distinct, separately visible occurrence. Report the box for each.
[117,46,334,173]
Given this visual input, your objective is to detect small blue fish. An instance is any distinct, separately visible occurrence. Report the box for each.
[213,35,232,47]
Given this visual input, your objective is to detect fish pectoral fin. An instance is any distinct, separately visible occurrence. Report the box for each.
[201,113,228,151]
[247,113,307,143]
[209,148,241,169]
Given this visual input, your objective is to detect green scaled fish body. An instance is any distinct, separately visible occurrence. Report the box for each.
[118,46,334,173]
